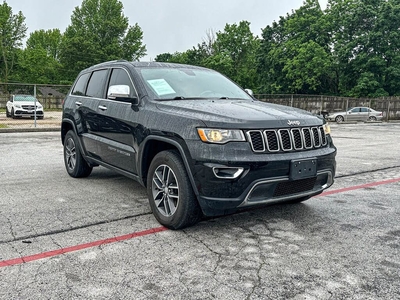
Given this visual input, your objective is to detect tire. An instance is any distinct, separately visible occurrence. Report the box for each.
[63,130,92,178]
[11,108,15,119]
[147,150,202,229]
[368,116,377,121]
[6,107,10,117]
[335,115,344,123]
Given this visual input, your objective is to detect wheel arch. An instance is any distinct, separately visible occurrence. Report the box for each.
[61,119,75,145]
[61,119,89,161]
[139,136,199,196]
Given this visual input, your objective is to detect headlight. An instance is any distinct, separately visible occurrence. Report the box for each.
[323,124,331,135]
[36,105,42,109]
[15,104,21,108]
[197,128,245,144]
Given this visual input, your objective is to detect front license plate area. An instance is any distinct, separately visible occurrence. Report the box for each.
[290,158,317,180]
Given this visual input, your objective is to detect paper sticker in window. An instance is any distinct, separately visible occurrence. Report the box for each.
[147,79,176,96]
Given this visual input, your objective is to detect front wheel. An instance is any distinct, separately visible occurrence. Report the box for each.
[5,107,10,117]
[335,115,344,123]
[147,150,202,229]
[63,130,92,178]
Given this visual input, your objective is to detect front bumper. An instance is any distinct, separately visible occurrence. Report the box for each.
[13,109,44,118]
[186,139,336,216]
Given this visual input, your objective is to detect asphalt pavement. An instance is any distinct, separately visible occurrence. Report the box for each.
[0,123,399,299]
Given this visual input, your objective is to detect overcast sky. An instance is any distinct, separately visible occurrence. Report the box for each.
[5,0,328,61]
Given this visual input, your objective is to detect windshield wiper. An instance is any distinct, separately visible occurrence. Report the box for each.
[159,96,186,101]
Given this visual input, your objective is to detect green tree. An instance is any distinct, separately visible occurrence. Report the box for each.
[12,29,63,83]
[207,21,259,90]
[0,1,26,83]
[257,0,334,94]
[26,29,62,60]
[155,29,215,64]
[59,0,146,80]
[327,0,400,96]
[155,23,259,90]
[154,52,173,62]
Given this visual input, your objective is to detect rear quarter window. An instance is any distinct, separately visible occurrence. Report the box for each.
[86,69,109,98]
[71,73,90,96]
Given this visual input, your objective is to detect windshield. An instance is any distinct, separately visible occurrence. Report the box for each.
[139,67,253,100]
[14,95,37,102]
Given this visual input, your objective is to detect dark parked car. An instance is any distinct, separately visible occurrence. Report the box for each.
[61,61,336,229]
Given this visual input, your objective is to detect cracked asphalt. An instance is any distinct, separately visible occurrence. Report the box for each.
[0,123,399,299]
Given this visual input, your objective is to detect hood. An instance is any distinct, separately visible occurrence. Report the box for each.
[155,99,322,128]
[14,101,42,106]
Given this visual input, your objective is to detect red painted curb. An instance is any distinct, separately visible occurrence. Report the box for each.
[0,226,167,268]
[318,177,400,197]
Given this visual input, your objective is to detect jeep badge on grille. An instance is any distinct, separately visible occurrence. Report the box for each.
[287,120,301,126]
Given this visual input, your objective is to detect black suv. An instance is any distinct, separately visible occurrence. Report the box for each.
[61,61,336,229]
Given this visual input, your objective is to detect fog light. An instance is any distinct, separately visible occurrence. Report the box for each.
[212,167,244,179]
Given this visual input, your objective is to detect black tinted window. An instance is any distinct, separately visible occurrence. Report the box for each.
[72,73,90,96]
[109,68,135,98]
[86,69,109,98]
[360,108,368,112]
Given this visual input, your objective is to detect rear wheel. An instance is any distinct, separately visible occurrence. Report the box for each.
[63,130,92,178]
[368,116,377,121]
[147,150,202,229]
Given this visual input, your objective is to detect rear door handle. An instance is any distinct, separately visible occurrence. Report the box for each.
[75,101,82,106]
[98,105,107,111]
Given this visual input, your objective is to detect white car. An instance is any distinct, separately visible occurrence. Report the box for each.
[6,94,44,119]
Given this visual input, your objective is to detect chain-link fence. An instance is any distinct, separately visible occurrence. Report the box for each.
[1,84,400,131]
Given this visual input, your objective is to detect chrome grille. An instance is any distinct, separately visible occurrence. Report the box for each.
[264,130,279,152]
[312,127,321,147]
[292,129,303,150]
[248,131,265,152]
[22,105,35,110]
[279,129,292,151]
[302,128,313,149]
[247,126,327,153]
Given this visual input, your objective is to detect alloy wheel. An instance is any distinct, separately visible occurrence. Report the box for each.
[151,164,179,217]
[65,137,76,171]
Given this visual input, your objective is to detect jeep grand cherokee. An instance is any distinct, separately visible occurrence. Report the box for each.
[61,61,336,229]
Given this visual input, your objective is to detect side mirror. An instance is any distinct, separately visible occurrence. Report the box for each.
[108,85,138,105]
[245,89,254,97]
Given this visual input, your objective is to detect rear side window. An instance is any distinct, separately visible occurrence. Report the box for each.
[86,69,109,98]
[108,68,136,98]
[71,73,90,96]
